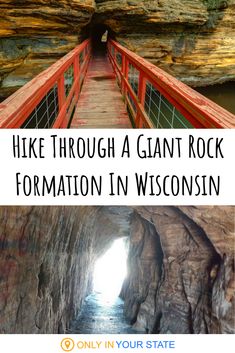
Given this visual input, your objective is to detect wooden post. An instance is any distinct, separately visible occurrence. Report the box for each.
[121,55,125,94]
[58,73,68,128]
[58,75,65,113]
[123,58,129,103]
[114,47,116,61]
[136,72,147,128]
[74,56,80,99]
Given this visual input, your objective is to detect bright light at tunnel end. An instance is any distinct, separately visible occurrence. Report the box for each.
[93,238,128,300]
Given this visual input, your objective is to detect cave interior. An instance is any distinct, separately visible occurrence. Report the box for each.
[0,206,234,334]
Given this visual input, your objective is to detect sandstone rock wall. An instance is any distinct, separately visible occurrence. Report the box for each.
[0,0,235,100]
[0,0,95,99]
[0,206,131,333]
[95,0,235,86]
[121,206,235,333]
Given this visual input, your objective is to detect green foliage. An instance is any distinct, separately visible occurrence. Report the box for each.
[203,0,228,10]
[202,0,228,29]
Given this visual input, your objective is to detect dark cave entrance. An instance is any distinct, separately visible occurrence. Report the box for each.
[83,23,115,55]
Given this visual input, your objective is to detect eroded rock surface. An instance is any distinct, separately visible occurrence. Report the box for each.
[95,0,235,86]
[0,1,235,99]
[0,206,132,333]
[0,0,95,99]
[0,206,234,333]
[121,206,235,333]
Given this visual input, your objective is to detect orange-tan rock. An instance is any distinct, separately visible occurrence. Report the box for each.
[0,0,235,99]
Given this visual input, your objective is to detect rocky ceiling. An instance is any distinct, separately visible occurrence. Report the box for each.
[0,0,235,100]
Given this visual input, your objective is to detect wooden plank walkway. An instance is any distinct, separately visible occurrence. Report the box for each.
[70,55,132,128]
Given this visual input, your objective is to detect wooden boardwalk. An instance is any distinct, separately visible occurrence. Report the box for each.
[70,55,132,128]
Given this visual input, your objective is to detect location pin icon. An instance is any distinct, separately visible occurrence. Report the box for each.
[65,340,71,350]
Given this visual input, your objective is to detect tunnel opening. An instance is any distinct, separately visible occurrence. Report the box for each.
[93,237,128,300]
[82,23,115,56]
[91,24,113,55]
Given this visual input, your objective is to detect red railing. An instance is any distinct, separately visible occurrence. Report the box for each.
[108,39,235,129]
[0,39,91,128]
[1,37,234,129]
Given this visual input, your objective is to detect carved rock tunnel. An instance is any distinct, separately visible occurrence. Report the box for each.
[82,23,115,55]
[0,206,234,334]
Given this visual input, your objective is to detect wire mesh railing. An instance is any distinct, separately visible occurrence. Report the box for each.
[21,85,59,128]
[0,39,91,128]
[108,39,235,128]
[145,82,193,129]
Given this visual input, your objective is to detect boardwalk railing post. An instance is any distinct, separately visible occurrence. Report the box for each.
[57,75,66,128]
[58,76,65,114]
[136,73,147,128]
[121,55,125,94]
[124,58,129,104]
[114,48,117,66]
[74,55,80,99]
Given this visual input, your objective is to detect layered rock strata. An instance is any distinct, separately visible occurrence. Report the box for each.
[0,0,95,99]
[0,1,235,99]
[95,0,235,86]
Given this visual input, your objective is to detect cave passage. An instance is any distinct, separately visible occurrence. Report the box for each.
[68,238,140,334]
[90,24,113,55]
[0,206,233,334]
[67,292,142,334]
